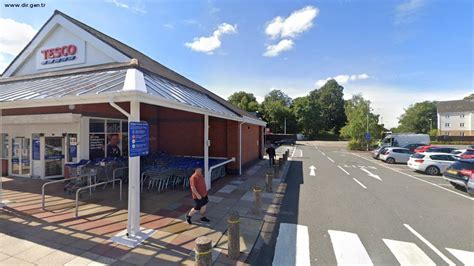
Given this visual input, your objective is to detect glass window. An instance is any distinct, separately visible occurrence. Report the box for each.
[90,119,105,133]
[122,121,128,133]
[89,133,105,160]
[107,120,121,133]
[0,133,8,159]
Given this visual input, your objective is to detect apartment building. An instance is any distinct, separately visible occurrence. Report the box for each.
[437,99,474,136]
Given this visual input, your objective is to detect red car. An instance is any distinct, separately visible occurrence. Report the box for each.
[460,149,474,159]
[414,145,434,153]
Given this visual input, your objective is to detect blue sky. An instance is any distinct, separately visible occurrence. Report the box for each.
[0,0,472,127]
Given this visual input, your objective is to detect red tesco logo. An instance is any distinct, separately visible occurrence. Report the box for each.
[41,44,77,60]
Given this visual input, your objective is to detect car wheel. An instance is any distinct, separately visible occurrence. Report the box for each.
[425,166,440,176]
[386,157,395,164]
[467,186,474,197]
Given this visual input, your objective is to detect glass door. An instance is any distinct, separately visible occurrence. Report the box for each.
[11,137,30,176]
[45,137,64,177]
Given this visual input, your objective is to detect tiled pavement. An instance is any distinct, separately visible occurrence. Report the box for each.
[0,156,290,265]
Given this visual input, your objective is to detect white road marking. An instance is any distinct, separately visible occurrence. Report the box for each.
[299,149,303,157]
[291,147,297,157]
[353,178,367,189]
[273,223,311,266]
[328,230,373,266]
[343,164,349,168]
[321,152,326,156]
[403,224,455,266]
[337,165,351,175]
[361,168,382,181]
[327,156,335,163]
[383,239,435,265]
[352,165,356,168]
[446,248,474,265]
[309,165,317,176]
[350,153,474,201]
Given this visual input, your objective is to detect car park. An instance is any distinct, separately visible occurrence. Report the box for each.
[379,147,414,164]
[414,145,433,153]
[407,152,457,175]
[424,147,457,153]
[443,159,474,196]
[459,149,474,159]
[403,143,426,152]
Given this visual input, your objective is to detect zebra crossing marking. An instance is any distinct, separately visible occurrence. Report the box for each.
[273,223,310,266]
[383,239,435,265]
[328,230,373,265]
[446,248,474,265]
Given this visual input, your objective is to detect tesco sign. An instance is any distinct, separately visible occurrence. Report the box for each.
[36,41,85,70]
[40,44,77,65]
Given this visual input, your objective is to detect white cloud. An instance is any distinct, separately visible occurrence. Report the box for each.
[185,23,237,54]
[263,6,318,57]
[263,39,294,57]
[315,73,370,87]
[0,18,36,56]
[394,0,425,25]
[265,6,319,39]
[163,23,174,30]
[106,0,146,14]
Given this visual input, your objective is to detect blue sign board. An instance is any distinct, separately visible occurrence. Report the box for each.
[32,137,40,160]
[129,122,149,157]
[365,132,371,141]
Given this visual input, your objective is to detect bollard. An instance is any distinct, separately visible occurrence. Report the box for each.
[278,158,284,169]
[227,211,240,259]
[266,171,273,193]
[273,164,280,180]
[195,237,212,266]
[252,185,262,214]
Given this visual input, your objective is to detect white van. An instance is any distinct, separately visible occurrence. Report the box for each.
[381,133,430,147]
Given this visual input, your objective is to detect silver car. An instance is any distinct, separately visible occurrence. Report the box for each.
[379,147,414,164]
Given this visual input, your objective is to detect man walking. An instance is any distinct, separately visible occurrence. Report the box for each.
[186,168,210,224]
[266,144,276,166]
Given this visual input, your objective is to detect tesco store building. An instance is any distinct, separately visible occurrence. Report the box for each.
[0,10,266,184]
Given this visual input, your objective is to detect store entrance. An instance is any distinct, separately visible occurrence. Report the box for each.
[45,137,64,177]
[11,137,31,177]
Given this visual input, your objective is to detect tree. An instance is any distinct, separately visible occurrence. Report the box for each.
[260,90,297,133]
[464,93,474,100]
[291,96,321,138]
[311,79,347,134]
[340,95,384,149]
[263,89,292,107]
[395,101,437,134]
[228,91,259,112]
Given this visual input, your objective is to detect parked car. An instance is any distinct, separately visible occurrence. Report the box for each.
[379,147,413,164]
[468,145,474,149]
[451,149,466,155]
[407,152,457,175]
[424,147,457,153]
[443,159,474,196]
[460,149,474,159]
[414,145,434,153]
[380,133,430,147]
[403,143,426,152]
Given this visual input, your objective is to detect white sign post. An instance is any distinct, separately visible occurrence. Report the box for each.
[0,177,7,208]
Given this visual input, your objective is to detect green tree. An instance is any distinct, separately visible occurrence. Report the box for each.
[395,101,437,134]
[263,89,292,107]
[260,90,297,133]
[291,96,321,138]
[312,79,347,134]
[464,93,474,100]
[227,91,259,112]
[340,95,383,149]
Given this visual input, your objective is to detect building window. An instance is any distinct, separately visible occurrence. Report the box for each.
[445,123,450,127]
[460,113,465,118]
[461,132,465,136]
[89,118,128,160]
[0,133,8,159]
[460,123,465,127]
[445,114,450,119]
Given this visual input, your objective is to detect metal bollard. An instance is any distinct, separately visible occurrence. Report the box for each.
[273,164,280,180]
[227,211,240,259]
[266,171,273,193]
[195,237,212,266]
[252,185,262,214]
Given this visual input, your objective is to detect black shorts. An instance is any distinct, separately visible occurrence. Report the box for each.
[193,196,209,210]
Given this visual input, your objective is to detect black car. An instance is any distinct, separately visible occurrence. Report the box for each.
[443,159,474,196]
[403,143,426,152]
[425,147,457,153]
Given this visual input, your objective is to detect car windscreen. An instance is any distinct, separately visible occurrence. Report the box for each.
[411,153,425,159]
[451,161,474,170]
[463,150,474,155]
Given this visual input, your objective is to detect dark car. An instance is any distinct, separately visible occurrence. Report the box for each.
[425,147,457,154]
[372,147,389,159]
[403,143,426,152]
[443,159,474,196]
[275,138,295,146]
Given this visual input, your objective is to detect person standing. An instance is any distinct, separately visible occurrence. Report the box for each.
[266,145,276,166]
[186,168,210,224]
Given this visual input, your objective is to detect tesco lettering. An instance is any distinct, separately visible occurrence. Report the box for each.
[40,44,77,65]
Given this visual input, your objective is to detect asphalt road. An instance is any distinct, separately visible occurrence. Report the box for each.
[265,141,474,265]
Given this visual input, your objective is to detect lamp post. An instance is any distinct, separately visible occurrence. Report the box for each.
[429,118,433,132]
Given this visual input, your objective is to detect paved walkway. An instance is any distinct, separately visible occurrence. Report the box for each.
[0,156,289,265]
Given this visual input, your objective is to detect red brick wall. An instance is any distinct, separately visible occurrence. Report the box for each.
[209,117,227,158]
[226,120,239,170]
[241,124,261,167]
